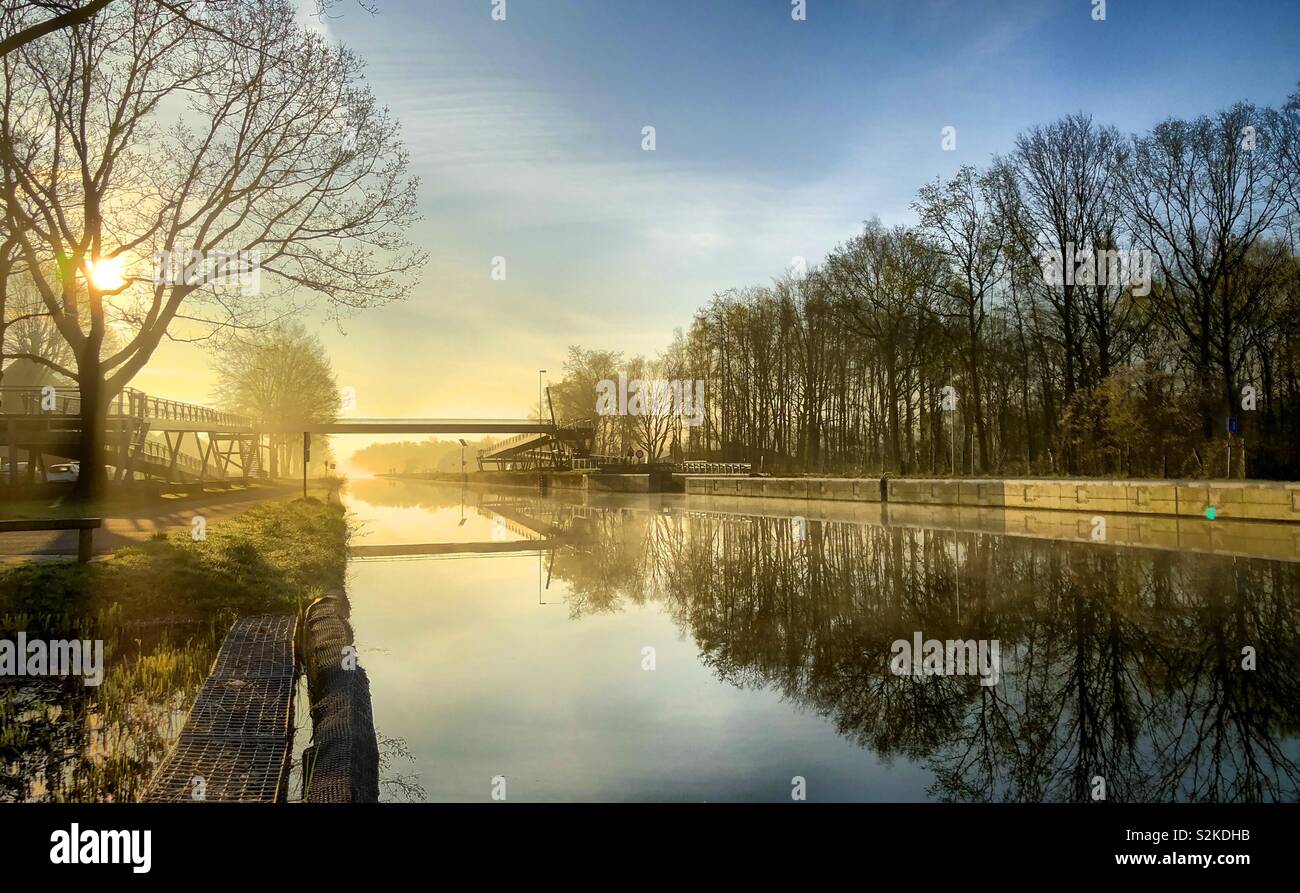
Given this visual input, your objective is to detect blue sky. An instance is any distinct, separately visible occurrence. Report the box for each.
[137,0,1300,424]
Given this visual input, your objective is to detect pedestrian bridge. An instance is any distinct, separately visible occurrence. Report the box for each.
[0,385,594,485]
[275,419,555,435]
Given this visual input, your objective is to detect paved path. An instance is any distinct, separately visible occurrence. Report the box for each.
[0,483,302,561]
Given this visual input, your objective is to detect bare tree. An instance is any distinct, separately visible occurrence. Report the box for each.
[550,346,624,458]
[1,266,76,389]
[625,354,678,461]
[1272,84,1300,220]
[0,1,377,57]
[998,116,1126,402]
[915,165,1007,472]
[0,1,115,57]
[824,221,943,473]
[0,0,423,496]
[1118,104,1290,437]
[212,321,339,476]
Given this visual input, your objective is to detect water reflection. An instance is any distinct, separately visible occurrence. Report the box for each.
[0,618,223,802]
[346,480,1300,802]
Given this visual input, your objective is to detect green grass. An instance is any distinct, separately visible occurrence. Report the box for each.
[0,497,347,628]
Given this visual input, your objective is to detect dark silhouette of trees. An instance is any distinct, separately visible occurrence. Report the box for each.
[550,86,1300,479]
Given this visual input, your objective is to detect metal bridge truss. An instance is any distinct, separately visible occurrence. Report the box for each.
[476,420,595,472]
[0,386,265,486]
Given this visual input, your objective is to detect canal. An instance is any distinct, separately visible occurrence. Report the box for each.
[342,477,1300,803]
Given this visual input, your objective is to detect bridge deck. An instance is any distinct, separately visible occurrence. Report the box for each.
[480,430,553,459]
[3,385,595,437]
[280,419,555,435]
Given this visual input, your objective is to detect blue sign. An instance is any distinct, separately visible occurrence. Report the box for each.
[1227,416,1239,434]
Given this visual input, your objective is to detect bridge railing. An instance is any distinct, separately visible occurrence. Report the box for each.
[675,461,752,475]
[567,457,751,473]
[127,388,252,428]
[0,386,251,429]
[481,430,554,457]
[0,386,82,416]
[135,439,207,474]
[570,454,624,469]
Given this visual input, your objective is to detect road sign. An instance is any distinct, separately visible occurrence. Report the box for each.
[1228,416,1239,434]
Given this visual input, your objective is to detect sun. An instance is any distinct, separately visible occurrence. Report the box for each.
[86,256,127,292]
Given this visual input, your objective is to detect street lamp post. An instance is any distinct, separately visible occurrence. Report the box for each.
[949,409,956,476]
[538,369,547,424]
[538,370,547,491]
[458,438,468,483]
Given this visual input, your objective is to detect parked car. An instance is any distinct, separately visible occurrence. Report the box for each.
[46,462,79,482]
[0,460,30,480]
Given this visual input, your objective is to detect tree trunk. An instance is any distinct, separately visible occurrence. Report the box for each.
[72,353,109,500]
[886,359,901,473]
[1198,300,1214,439]
[967,306,990,473]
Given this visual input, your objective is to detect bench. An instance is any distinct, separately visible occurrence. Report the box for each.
[0,517,103,563]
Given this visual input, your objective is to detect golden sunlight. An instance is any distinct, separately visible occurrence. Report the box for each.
[85,255,126,292]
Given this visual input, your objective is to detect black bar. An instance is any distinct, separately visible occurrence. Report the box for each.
[0,802,1282,880]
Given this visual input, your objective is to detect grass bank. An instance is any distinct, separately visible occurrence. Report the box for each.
[0,497,347,625]
[0,498,347,802]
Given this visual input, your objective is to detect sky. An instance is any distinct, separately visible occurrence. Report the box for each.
[129,0,1300,452]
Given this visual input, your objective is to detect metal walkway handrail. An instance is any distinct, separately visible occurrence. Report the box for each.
[0,386,252,429]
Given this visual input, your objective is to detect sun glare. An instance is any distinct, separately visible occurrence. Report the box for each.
[86,256,126,292]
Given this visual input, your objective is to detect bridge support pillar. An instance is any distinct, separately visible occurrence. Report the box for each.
[199,433,212,484]
[164,431,183,481]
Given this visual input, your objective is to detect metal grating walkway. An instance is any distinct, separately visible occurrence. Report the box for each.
[186,677,295,739]
[210,615,295,678]
[143,614,296,803]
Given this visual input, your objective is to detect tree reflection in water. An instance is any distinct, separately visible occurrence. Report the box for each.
[531,501,1300,802]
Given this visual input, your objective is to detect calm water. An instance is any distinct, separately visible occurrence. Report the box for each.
[342,478,1300,803]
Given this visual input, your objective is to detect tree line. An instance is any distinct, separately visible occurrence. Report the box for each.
[556,87,1300,479]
